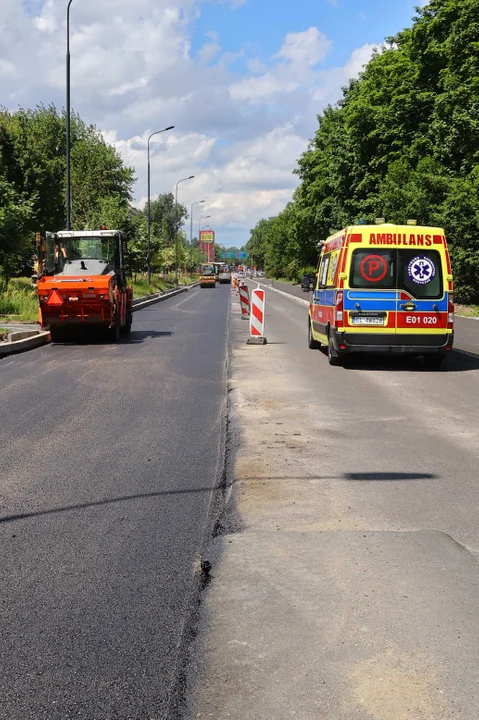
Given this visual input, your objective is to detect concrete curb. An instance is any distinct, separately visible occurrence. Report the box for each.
[254,280,310,308]
[0,282,200,359]
[132,282,199,311]
[0,331,51,359]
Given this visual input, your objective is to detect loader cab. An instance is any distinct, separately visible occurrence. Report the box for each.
[40,230,127,289]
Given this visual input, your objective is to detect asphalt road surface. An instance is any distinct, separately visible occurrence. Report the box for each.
[189,281,479,719]
[0,284,230,720]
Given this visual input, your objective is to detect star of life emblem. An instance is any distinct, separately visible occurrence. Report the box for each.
[407,256,436,285]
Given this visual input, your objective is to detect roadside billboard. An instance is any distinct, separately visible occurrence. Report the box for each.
[200,230,215,263]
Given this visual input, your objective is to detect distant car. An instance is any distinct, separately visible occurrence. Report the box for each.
[218,268,231,284]
[300,273,313,292]
[237,271,245,278]
[257,270,264,277]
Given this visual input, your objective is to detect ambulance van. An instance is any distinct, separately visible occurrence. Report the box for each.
[308,222,454,368]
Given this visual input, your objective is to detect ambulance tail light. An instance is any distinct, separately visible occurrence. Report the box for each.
[448,293,454,326]
[335,290,344,325]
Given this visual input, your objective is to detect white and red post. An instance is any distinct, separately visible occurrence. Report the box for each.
[239,281,250,318]
[247,287,267,344]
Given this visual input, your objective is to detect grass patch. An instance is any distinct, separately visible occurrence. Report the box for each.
[455,304,479,317]
[273,277,298,285]
[0,278,39,323]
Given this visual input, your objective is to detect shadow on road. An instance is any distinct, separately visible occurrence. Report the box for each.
[51,329,174,346]
[123,330,174,343]
[0,485,216,524]
[345,472,436,481]
[0,471,437,525]
[340,349,479,373]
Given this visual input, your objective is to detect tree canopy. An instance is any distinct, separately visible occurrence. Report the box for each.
[0,104,135,281]
[247,0,479,301]
[0,105,199,281]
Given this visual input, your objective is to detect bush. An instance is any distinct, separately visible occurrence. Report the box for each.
[0,277,39,322]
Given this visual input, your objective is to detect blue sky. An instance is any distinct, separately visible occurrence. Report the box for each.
[192,0,420,71]
[2,0,425,247]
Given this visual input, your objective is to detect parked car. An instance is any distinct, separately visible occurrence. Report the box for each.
[300,273,313,291]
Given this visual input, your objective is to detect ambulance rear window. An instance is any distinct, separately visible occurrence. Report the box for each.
[350,249,395,289]
[349,248,443,298]
[397,249,443,299]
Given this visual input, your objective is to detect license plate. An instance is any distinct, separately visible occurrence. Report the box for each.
[352,316,385,326]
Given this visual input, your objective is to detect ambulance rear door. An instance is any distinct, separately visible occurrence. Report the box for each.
[395,247,448,342]
[346,248,396,335]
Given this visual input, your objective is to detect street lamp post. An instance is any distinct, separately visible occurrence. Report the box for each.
[188,200,205,274]
[147,126,174,285]
[175,175,194,286]
[199,215,212,262]
[190,200,205,244]
[66,0,74,230]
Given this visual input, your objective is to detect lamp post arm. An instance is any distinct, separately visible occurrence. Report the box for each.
[66,0,74,230]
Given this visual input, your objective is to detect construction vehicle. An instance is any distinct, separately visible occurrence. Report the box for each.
[199,263,217,288]
[36,229,133,342]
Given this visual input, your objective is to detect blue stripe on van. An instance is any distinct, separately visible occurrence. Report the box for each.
[344,292,448,312]
[347,291,397,300]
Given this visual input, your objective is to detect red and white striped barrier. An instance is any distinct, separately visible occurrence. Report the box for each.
[239,282,250,318]
[247,287,267,344]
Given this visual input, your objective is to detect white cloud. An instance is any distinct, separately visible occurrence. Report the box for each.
[0,2,382,246]
[198,42,222,64]
[274,27,332,67]
[344,43,377,79]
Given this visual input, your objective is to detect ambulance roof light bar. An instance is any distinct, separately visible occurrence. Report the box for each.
[407,219,417,225]
[375,218,385,225]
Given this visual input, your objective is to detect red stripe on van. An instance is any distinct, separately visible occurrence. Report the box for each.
[433,235,443,244]
[349,233,362,243]
[445,249,452,275]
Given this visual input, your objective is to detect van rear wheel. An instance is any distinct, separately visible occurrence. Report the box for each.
[308,319,321,349]
[328,334,342,366]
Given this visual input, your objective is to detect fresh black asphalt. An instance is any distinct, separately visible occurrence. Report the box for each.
[0,284,230,719]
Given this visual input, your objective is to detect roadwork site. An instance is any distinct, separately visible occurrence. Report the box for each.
[188,284,479,720]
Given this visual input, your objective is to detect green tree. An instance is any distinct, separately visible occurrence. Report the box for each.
[249,0,479,299]
[141,192,187,272]
[0,176,35,283]
[0,104,136,282]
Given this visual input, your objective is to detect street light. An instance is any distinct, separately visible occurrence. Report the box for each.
[190,200,205,244]
[199,215,212,262]
[66,0,75,230]
[147,126,174,285]
[175,175,194,286]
